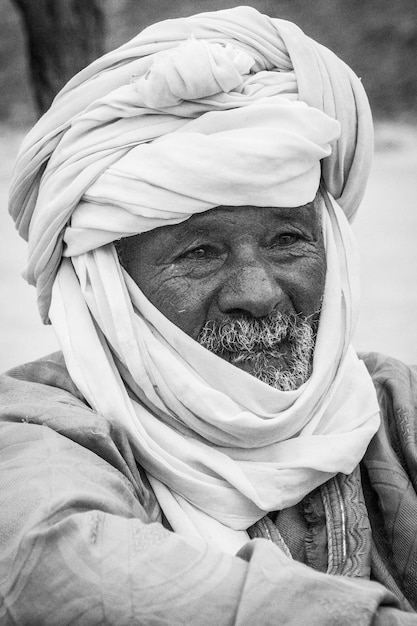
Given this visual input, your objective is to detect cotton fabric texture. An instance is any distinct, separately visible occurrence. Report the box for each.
[2,352,417,624]
[9,7,380,552]
[0,354,417,626]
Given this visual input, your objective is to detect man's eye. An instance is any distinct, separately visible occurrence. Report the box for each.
[269,233,301,247]
[181,245,216,260]
[280,233,299,245]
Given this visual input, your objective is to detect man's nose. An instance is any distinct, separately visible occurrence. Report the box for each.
[217,254,287,318]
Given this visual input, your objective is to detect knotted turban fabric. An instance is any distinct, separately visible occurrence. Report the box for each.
[9,7,379,553]
[10,6,373,321]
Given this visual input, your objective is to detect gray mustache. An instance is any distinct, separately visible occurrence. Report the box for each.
[197,311,314,354]
[197,311,316,391]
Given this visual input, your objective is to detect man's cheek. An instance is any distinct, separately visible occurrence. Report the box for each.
[146,275,210,337]
[288,257,326,316]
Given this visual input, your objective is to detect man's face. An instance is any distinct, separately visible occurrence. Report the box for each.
[117,202,326,389]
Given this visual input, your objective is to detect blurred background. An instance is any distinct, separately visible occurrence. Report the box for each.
[1,0,416,371]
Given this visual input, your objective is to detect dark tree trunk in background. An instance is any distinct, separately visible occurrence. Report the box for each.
[11,0,105,115]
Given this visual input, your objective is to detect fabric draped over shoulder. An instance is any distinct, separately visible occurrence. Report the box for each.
[8,7,379,553]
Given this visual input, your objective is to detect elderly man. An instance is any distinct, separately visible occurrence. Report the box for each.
[1,6,417,625]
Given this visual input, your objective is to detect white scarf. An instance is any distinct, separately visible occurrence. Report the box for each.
[50,192,379,553]
[9,7,380,553]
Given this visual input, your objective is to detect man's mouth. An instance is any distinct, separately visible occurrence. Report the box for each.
[197,311,316,391]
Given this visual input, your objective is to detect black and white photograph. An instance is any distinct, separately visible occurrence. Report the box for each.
[0,1,416,624]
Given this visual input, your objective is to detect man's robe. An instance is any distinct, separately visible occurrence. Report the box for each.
[0,351,416,625]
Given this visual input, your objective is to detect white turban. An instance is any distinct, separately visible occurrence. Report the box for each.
[9,7,379,553]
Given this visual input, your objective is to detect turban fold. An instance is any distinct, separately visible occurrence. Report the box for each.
[8,7,379,553]
[9,6,373,322]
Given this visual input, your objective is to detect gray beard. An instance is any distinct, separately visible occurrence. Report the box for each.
[197,311,316,391]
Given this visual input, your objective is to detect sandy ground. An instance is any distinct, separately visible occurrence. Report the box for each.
[1,121,416,372]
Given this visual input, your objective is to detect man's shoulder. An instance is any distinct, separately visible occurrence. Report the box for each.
[360,350,417,384]
[359,351,417,418]
[0,353,154,506]
[360,351,417,471]
[360,353,417,605]
[0,353,122,463]
[1,351,85,402]
[0,352,100,441]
